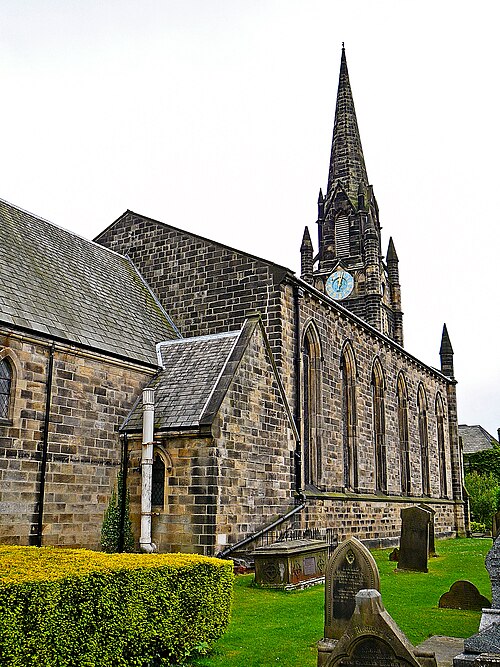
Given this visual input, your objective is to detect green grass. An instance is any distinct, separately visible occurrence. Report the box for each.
[193,538,491,667]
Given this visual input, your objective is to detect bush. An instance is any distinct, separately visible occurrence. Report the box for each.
[470,521,487,533]
[465,470,499,530]
[101,470,135,553]
[0,546,233,667]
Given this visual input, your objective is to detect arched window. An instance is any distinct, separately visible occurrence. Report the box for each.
[0,358,13,421]
[302,323,322,487]
[436,393,447,498]
[397,373,410,495]
[418,384,430,496]
[372,359,386,493]
[151,453,166,508]
[341,342,357,491]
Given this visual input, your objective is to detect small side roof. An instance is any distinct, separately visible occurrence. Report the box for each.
[122,328,243,432]
[459,424,499,455]
[0,198,179,365]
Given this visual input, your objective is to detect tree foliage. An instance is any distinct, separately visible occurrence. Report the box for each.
[464,442,500,483]
[465,470,499,530]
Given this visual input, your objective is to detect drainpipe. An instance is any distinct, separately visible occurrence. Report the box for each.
[293,283,303,495]
[33,342,55,547]
[140,387,157,553]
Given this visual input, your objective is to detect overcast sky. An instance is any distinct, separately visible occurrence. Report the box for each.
[1,0,498,438]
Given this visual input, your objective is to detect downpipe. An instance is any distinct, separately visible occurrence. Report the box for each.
[140,387,157,553]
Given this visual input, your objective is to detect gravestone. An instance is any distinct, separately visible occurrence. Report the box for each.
[418,503,437,556]
[454,536,500,665]
[439,580,491,611]
[317,537,380,667]
[325,589,437,667]
[389,548,400,562]
[398,506,431,572]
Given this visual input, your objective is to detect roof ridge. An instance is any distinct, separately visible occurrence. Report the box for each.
[101,209,294,276]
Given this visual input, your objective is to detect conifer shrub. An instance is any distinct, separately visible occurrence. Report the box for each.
[0,546,233,667]
[100,470,135,553]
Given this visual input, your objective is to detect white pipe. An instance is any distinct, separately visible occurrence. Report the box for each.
[140,387,157,553]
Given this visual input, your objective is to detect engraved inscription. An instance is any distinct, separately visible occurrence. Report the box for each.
[303,556,316,576]
[335,637,411,666]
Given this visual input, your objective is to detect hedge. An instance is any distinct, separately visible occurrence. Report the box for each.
[0,546,234,667]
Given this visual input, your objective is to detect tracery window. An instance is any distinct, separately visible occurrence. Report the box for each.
[302,323,322,487]
[372,359,387,493]
[0,358,12,421]
[397,373,411,495]
[341,343,357,491]
[418,384,430,496]
[436,393,447,498]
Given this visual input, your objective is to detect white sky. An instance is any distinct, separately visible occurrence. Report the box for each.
[1,0,498,438]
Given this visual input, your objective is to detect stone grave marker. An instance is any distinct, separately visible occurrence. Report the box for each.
[454,536,500,665]
[418,503,437,556]
[398,505,431,572]
[317,537,380,667]
[325,589,437,667]
[439,580,491,611]
[389,547,400,562]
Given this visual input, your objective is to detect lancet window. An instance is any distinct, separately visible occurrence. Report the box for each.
[341,342,358,491]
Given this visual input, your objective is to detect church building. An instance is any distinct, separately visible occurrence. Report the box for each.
[0,48,465,553]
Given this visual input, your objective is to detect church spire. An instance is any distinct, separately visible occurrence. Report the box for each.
[327,45,369,205]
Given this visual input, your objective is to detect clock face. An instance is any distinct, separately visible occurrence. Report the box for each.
[325,270,354,301]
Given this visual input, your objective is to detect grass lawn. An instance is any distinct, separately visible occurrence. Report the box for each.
[193,538,492,667]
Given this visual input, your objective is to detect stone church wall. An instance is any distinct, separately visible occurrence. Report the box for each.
[213,323,296,548]
[0,331,153,548]
[125,433,217,555]
[280,284,464,540]
[123,324,296,556]
[96,213,286,357]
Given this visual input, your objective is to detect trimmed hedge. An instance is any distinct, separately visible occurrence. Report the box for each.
[0,546,234,666]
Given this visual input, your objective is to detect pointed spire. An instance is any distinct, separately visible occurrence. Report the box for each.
[387,237,398,263]
[440,324,455,379]
[300,226,314,284]
[300,225,312,250]
[440,324,454,356]
[327,45,369,205]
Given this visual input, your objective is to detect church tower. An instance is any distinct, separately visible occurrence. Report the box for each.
[300,46,404,345]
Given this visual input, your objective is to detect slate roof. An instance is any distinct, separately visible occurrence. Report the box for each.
[0,198,179,364]
[459,424,499,455]
[122,329,245,432]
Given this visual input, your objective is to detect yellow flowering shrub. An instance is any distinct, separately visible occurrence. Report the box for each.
[0,546,234,666]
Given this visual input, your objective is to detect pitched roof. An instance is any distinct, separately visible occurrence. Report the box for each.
[459,424,499,455]
[122,329,243,432]
[0,198,179,364]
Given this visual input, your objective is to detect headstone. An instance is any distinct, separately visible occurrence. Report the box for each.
[480,535,500,631]
[439,580,491,610]
[398,506,431,572]
[389,547,400,562]
[317,537,380,667]
[454,536,500,665]
[325,589,437,667]
[418,503,437,556]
